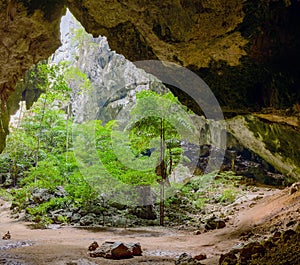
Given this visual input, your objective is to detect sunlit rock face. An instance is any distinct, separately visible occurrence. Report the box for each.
[52,11,167,124]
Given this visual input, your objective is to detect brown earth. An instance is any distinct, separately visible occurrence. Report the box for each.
[0,185,299,265]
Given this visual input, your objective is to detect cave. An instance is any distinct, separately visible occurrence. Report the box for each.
[0,1,299,264]
[1,0,300,152]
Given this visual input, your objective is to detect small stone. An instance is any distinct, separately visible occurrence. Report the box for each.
[290,182,300,195]
[272,231,281,242]
[286,220,296,227]
[2,231,11,240]
[249,202,256,208]
[193,230,201,235]
[194,253,207,260]
[231,243,244,253]
[262,239,275,249]
[88,241,99,251]
[205,217,226,230]
[175,253,195,265]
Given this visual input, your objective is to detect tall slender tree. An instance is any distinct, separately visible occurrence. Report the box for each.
[129,90,196,225]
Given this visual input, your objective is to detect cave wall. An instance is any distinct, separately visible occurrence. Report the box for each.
[0,0,65,152]
[0,0,300,152]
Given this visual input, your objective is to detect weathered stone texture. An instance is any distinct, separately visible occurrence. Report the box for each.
[0,0,300,152]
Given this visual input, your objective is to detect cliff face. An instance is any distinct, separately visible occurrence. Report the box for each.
[0,0,300,152]
[53,11,167,124]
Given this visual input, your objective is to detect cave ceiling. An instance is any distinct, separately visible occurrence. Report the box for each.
[0,0,299,152]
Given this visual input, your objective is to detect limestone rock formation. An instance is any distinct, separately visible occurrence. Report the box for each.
[0,0,299,157]
[52,11,167,124]
[227,115,300,181]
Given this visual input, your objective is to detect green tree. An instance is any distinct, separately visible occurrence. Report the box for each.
[29,62,71,167]
[73,120,158,205]
[0,61,71,186]
[129,90,197,225]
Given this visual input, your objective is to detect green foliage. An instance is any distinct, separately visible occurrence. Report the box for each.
[20,159,64,190]
[65,171,98,210]
[65,66,92,92]
[3,63,202,227]
[70,26,98,49]
[70,27,87,47]
[0,188,13,201]
[218,188,238,204]
[168,171,243,211]
[193,197,209,210]
[26,197,68,216]
[0,61,72,187]
[1,61,99,225]
[128,90,196,179]
[72,119,161,210]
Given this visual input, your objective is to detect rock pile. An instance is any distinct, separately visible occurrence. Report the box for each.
[11,187,157,227]
[219,228,300,265]
[88,241,142,260]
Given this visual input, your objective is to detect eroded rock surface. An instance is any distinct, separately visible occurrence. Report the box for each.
[88,241,142,259]
[1,0,300,155]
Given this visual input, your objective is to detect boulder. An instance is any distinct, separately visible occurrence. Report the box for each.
[110,242,133,259]
[71,213,81,223]
[89,241,142,259]
[131,205,157,220]
[90,241,132,259]
[126,242,142,256]
[54,186,68,197]
[194,254,207,261]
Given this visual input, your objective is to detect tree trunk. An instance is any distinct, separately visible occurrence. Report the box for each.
[160,181,165,226]
[159,118,167,226]
[35,94,47,170]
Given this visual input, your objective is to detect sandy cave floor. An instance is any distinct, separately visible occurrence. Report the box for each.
[0,185,299,265]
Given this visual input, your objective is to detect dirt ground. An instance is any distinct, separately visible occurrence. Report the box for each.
[0,185,299,265]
